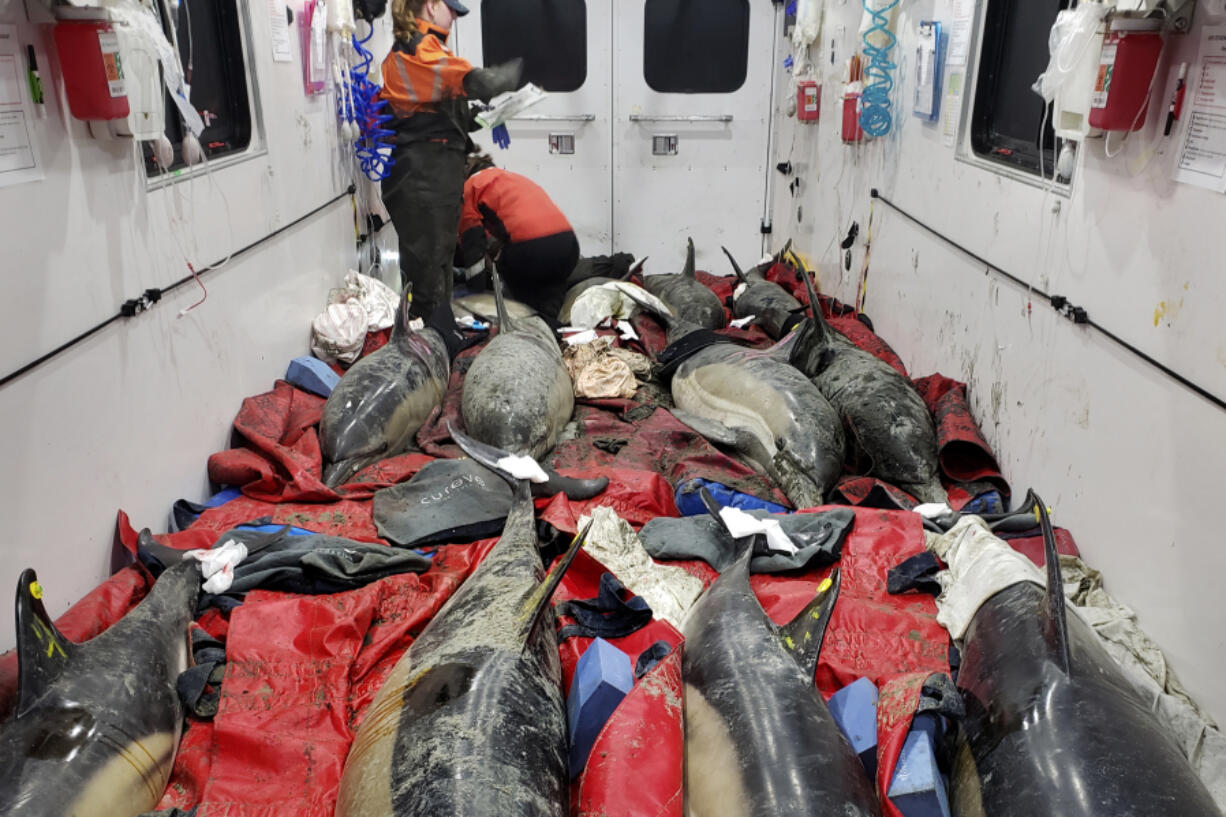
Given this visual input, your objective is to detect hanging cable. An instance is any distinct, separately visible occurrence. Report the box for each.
[859,0,899,138]
[870,188,1226,414]
[350,26,395,181]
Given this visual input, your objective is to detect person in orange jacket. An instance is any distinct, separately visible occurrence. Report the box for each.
[456,152,581,318]
[378,0,523,325]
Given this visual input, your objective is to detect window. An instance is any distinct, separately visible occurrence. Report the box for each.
[481,0,587,93]
[971,0,1069,176]
[142,0,253,176]
[644,0,748,94]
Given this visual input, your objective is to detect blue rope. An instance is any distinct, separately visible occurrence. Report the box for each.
[350,29,395,181]
[859,0,899,138]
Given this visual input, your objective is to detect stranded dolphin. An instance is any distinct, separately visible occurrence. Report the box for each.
[640,237,727,330]
[335,426,590,817]
[622,286,844,508]
[949,493,1224,817]
[0,560,201,817]
[319,285,450,487]
[556,256,646,324]
[683,488,881,817]
[784,266,946,504]
[723,242,803,339]
[461,267,575,460]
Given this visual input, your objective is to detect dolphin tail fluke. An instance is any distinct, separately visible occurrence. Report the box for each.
[612,282,677,331]
[778,570,841,681]
[519,522,593,648]
[14,569,77,716]
[721,246,748,284]
[1034,490,1072,674]
[683,237,696,279]
[490,265,516,333]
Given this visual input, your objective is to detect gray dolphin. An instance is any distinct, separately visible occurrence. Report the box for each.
[335,425,589,817]
[319,286,450,488]
[0,560,200,817]
[951,492,1224,817]
[723,242,803,339]
[784,267,947,504]
[640,237,727,330]
[461,268,574,460]
[683,488,881,817]
[623,287,844,508]
[452,291,537,325]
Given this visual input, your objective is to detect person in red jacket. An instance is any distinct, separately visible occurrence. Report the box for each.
[378,0,522,325]
[456,152,580,317]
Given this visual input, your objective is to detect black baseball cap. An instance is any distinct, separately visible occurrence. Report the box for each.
[442,0,469,15]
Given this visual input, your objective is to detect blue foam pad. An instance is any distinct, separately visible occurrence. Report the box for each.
[567,637,634,779]
[828,676,879,779]
[286,356,340,398]
[675,478,788,516]
[204,488,243,508]
[888,727,951,817]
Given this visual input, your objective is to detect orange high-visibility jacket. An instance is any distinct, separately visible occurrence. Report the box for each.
[378,19,475,147]
[456,167,574,265]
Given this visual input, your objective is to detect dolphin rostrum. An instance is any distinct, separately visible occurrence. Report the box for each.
[723,242,803,339]
[785,266,946,504]
[0,559,201,817]
[683,488,881,817]
[335,425,591,817]
[950,492,1224,817]
[319,285,450,487]
[640,237,727,330]
[461,267,575,460]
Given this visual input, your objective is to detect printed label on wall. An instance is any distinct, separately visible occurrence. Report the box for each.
[1092,40,1118,109]
[97,31,126,98]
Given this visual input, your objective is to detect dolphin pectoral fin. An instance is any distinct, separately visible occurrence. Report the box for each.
[622,256,647,281]
[519,522,593,647]
[683,237,696,279]
[669,409,742,449]
[778,569,841,682]
[15,569,76,716]
[1034,491,1072,674]
[531,468,610,501]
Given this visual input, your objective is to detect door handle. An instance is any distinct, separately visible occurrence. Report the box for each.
[509,114,597,122]
[628,114,734,123]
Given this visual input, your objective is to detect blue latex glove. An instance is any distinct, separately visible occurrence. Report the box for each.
[491,123,511,149]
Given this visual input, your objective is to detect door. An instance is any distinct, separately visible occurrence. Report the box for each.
[453,0,614,253]
[613,0,775,273]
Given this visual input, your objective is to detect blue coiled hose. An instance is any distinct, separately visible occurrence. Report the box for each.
[350,28,395,181]
[859,0,900,138]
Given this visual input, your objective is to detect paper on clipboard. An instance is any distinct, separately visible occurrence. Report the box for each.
[1173,25,1226,193]
[0,24,43,188]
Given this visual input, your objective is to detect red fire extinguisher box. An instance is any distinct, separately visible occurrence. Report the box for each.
[797,80,820,123]
[53,19,130,121]
[1089,19,1163,132]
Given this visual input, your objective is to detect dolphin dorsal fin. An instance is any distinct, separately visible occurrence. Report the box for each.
[520,523,593,647]
[722,246,748,283]
[490,266,516,333]
[779,570,841,681]
[1034,492,1072,674]
[682,237,696,279]
[14,570,75,716]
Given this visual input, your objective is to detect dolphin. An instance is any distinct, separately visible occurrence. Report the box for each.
[335,425,590,817]
[621,286,844,508]
[556,256,646,324]
[683,488,881,817]
[461,267,575,460]
[0,560,201,817]
[640,237,727,330]
[784,266,947,504]
[452,291,538,325]
[950,492,1224,817]
[723,242,803,339]
[319,286,450,488]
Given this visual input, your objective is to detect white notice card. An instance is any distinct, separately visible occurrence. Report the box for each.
[0,26,43,188]
[1174,26,1226,192]
[269,0,292,62]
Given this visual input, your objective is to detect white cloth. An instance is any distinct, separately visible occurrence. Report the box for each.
[183,540,248,594]
[495,455,549,483]
[719,506,799,556]
[569,282,672,329]
[339,269,399,331]
[577,507,704,630]
[311,301,368,365]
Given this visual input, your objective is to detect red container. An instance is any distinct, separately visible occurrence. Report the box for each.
[842,91,863,143]
[53,20,130,121]
[1088,24,1163,132]
[798,80,820,123]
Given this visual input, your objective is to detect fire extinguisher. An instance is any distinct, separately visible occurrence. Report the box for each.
[53,16,130,121]
[1088,18,1163,132]
[842,55,864,143]
[797,79,821,123]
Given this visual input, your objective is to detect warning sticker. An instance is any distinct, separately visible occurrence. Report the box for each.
[97,30,126,98]
[1092,41,1117,109]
